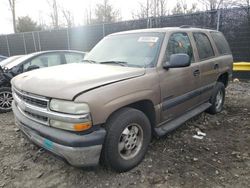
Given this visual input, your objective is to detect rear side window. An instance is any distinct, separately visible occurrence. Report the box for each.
[193,32,214,60]
[210,32,231,55]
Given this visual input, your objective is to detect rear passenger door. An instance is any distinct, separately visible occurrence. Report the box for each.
[192,32,218,103]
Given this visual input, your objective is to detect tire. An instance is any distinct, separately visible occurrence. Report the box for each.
[206,82,225,114]
[0,87,13,113]
[101,107,151,172]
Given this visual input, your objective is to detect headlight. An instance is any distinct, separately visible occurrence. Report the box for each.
[50,99,90,114]
[49,99,92,132]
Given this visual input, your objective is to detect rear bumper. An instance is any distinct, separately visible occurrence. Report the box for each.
[13,101,106,167]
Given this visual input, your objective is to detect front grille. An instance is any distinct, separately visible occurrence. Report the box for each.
[13,88,50,125]
[24,110,48,122]
[14,89,48,108]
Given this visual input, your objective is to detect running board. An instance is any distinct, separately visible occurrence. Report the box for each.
[154,103,211,137]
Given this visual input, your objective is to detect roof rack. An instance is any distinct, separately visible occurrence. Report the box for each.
[179,25,192,28]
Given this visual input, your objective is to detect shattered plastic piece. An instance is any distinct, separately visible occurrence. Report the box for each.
[193,130,206,139]
[193,135,204,140]
[197,131,206,136]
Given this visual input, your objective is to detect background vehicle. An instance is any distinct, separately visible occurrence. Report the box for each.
[0,55,7,62]
[0,50,86,113]
[11,27,233,172]
[0,55,23,67]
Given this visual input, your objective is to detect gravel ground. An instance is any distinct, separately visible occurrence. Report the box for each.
[0,81,249,188]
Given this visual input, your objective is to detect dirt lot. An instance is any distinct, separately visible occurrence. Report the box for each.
[0,81,249,188]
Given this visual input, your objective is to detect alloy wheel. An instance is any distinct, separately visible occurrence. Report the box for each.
[0,91,13,111]
[118,123,143,160]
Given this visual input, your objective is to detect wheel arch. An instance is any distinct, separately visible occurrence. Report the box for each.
[217,72,229,87]
[105,99,156,128]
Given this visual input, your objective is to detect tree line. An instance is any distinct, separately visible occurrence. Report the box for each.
[7,0,250,33]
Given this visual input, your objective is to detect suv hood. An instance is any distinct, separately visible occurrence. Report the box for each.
[12,63,145,100]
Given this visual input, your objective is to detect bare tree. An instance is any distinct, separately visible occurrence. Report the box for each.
[8,0,17,33]
[85,8,92,24]
[133,0,168,19]
[84,2,93,25]
[47,0,59,29]
[62,9,74,28]
[159,0,168,16]
[133,0,150,19]
[198,0,224,10]
[231,0,250,7]
[172,0,198,15]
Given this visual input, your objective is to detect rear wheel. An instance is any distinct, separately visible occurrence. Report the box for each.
[101,107,151,172]
[206,82,225,114]
[0,87,13,113]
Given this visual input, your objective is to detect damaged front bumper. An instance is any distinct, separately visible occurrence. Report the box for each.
[13,101,106,167]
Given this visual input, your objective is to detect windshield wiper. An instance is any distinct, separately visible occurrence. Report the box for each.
[99,61,128,66]
[81,59,97,64]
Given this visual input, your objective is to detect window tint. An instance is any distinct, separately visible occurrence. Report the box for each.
[193,32,214,60]
[23,53,61,71]
[65,53,84,64]
[210,32,231,55]
[166,32,194,62]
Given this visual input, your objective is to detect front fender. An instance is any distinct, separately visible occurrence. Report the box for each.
[74,70,161,125]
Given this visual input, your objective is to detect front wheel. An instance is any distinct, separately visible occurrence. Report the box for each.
[0,87,13,113]
[206,82,225,114]
[101,107,151,172]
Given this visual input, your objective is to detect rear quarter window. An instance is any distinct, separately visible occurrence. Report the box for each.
[193,32,214,60]
[210,32,231,55]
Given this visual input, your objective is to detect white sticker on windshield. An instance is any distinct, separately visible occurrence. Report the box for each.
[138,37,159,43]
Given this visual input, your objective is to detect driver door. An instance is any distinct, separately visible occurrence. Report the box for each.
[22,53,62,72]
[159,32,201,122]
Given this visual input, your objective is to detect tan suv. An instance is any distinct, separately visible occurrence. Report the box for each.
[11,27,233,172]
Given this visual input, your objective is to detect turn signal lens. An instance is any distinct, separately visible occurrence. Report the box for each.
[74,122,92,131]
[50,120,92,132]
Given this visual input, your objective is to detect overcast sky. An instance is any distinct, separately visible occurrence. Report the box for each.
[0,0,198,34]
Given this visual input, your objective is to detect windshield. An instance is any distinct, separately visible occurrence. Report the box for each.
[84,32,165,68]
[0,55,23,67]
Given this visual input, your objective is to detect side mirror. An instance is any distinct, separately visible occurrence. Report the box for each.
[163,53,191,69]
[26,65,40,72]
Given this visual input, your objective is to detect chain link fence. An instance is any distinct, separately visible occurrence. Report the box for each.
[0,7,249,62]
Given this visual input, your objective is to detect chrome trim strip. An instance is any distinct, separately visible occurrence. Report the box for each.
[13,87,49,104]
[13,93,90,124]
[17,105,49,125]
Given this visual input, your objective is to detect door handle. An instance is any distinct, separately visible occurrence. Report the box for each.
[214,64,219,70]
[193,69,200,76]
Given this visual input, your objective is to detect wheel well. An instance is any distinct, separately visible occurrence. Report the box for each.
[126,100,156,127]
[106,100,156,128]
[217,72,229,87]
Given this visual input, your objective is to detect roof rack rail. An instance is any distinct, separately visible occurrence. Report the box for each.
[179,25,192,28]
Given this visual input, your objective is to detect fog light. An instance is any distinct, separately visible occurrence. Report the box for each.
[50,120,92,132]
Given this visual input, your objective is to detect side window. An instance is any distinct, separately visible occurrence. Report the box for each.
[210,32,231,55]
[166,32,194,62]
[65,53,84,64]
[23,54,61,71]
[193,32,214,60]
